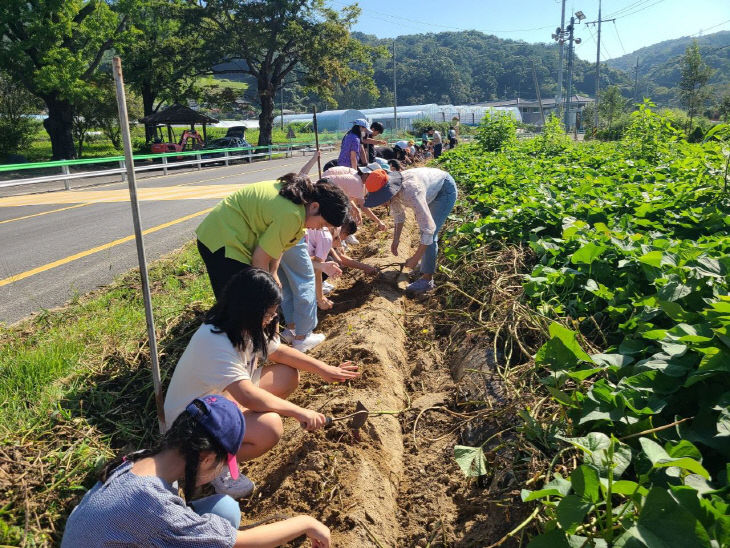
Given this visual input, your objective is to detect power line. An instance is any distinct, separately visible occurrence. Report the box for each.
[613,0,669,21]
[612,21,627,56]
[604,0,655,18]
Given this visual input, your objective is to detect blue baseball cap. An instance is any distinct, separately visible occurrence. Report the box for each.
[186,395,245,479]
[352,118,370,129]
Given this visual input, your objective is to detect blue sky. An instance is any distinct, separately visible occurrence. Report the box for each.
[329,0,730,61]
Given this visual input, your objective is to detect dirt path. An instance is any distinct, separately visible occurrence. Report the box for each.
[238,215,522,547]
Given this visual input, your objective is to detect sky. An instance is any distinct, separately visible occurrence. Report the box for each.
[329,0,730,61]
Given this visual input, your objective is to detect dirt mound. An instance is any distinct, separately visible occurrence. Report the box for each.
[237,216,526,546]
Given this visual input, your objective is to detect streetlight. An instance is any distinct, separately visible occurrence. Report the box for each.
[562,11,583,131]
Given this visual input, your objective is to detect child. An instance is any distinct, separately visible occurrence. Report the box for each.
[329,217,379,276]
[62,395,331,547]
[306,227,341,310]
[164,269,360,499]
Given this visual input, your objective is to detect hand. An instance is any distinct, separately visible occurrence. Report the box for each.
[363,264,379,276]
[304,517,331,548]
[317,297,333,310]
[320,261,342,278]
[404,255,420,269]
[390,239,400,256]
[377,220,387,232]
[319,361,360,383]
[297,408,327,431]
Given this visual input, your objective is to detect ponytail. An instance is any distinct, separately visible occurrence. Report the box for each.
[279,174,349,228]
[97,403,227,505]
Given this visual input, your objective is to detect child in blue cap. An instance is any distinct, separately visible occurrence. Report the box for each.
[62,395,330,547]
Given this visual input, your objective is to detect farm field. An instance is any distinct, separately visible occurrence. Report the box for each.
[0,103,728,547]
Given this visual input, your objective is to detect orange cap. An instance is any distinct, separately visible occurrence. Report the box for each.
[365,169,388,193]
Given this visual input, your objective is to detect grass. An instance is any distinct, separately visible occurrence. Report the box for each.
[0,241,215,546]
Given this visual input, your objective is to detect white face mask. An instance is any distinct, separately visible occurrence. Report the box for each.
[361,130,366,137]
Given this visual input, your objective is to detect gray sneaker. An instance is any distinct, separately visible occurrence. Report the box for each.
[211,469,255,499]
[406,278,435,295]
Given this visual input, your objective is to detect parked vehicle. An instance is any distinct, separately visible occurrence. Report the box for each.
[201,136,252,163]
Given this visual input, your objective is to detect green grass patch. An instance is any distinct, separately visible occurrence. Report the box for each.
[0,241,214,546]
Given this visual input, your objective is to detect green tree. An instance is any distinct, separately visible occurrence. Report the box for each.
[122,0,220,142]
[599,85,627,130]
[202,0,377,146]
[0,71,42,160]
[719,94,730,123]
[679,41,714,132]
[0,1,135,159]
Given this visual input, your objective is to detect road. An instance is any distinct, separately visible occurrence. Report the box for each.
[0,154,335,325]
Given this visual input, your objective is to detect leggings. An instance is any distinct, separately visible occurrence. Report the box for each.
[197,240,251,300]
[190,494,241,529]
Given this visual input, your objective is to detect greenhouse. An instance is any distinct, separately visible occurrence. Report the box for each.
[272,108,366,132]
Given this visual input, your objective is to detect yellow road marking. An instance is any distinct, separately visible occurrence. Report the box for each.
[0,208,213,288]
[0,182,278,208]
[0,203,91,225]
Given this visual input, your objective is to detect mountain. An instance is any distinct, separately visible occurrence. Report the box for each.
[605,31,730,105]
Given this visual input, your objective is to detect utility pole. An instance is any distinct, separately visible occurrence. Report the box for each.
[556,0,566,109]
[532,62,546,126]
[633,57,640,104]
[393,39,398,135]
[564,16,576,131]
[585,5,615,129]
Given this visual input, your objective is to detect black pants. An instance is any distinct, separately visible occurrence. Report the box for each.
[197,240,251,300]
[433,143,443,158]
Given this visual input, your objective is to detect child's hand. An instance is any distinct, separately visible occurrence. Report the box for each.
[377,219,387,232]
[319,361,360,383]
[321,261,342,278]
[298,409,327,431]
[304,517,331,547]
[317,297,333,310]
[363,264,379,276]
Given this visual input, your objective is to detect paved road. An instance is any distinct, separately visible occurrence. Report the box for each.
[0,154,336,325]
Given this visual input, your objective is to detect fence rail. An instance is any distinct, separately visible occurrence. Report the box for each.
[0,140,338,190]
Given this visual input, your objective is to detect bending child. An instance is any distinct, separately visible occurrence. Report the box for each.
[164,269,360,499]
[62,395,331,547]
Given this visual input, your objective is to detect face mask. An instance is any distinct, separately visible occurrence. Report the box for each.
[361,130,366,137]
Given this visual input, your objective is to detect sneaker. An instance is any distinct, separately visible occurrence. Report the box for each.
[279,328,295,344]
[211,469,255,499]
[345,234,359,245]
[292,332,326,353]
[406,278,435,295]
[322,281,335,295]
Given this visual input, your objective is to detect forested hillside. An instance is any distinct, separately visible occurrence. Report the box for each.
[606,31,730,105]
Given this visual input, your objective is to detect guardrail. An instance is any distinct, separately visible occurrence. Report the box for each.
[0,140,339,190]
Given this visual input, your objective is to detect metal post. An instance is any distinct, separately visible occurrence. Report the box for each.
[532,62,546,126]
[111,56,166,434]
[161,155,168,175]
[280,85,285,131]
[556,0,567,108]
[595,0,602,129]
[61,165,71,190]
[564,17,576,131]
[633,57,640,104]
[196,153,201,170]
[312,105,322,179]
[119,160,126,182]
[268,145,272,160]
[393,39,398,136]
[224,150,229,166]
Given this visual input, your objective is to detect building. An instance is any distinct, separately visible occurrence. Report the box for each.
[479,95,594,128]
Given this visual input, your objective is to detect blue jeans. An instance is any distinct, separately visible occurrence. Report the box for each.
[278,237,317,336]
[190,494,241,529]
[422,175,457,275]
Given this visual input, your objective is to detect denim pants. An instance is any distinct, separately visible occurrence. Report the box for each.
[190,494,241,529]
[422,175,457,275]
[278,237,317,336]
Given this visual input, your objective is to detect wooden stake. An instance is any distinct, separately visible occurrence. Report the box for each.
[312,105,322,179]
[112,56,166,434]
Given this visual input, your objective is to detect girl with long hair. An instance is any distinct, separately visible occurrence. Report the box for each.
[196,155,349,300]
[164,268,359,498]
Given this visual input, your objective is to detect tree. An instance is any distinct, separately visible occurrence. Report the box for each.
[599,86,627,130]
[0,71,42,160]
[0,1,135,159]
[122,0,221,142]
[203,0,377,146]
[679,41,714,132]
[719,94,730,123]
